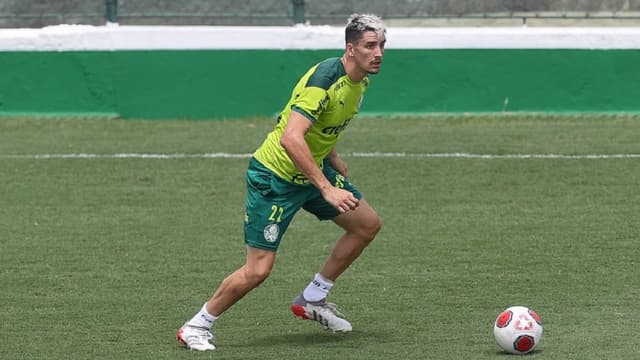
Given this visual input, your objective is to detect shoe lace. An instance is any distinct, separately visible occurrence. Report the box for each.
[191,327,214,342]
[319,302,346,318]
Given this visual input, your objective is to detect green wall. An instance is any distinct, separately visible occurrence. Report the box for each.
[1,49,639,119]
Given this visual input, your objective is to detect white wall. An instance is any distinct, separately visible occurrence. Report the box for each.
[1,24,640,51]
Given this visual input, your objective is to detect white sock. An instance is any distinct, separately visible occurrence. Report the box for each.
[302,273,334,302]
[186,303,218,329]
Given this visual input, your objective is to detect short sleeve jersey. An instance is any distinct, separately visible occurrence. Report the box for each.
[253,57,369,184]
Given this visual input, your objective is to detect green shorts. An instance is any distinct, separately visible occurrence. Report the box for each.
[244,157,362,251]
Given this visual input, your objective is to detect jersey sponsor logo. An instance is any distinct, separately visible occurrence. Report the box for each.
[322,117,352,136]
[311,95,330,116]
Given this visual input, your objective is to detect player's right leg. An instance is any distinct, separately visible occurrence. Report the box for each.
[177,246,277,351]
[178,157,301,351]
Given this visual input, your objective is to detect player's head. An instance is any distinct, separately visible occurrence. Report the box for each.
[345,14,386,44]
[344,14,386,75]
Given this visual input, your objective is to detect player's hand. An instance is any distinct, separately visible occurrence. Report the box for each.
[323,187,359,213]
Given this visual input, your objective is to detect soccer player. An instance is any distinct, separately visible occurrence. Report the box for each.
[177,13,387,351]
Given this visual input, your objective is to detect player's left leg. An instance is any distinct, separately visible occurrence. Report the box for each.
[321,199,381,279]
[291,199,381,331]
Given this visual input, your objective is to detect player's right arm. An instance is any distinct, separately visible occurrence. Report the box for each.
[280,111,359,213]
[326,148,349,178]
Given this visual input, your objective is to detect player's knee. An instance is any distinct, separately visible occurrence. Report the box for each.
[365,215,382,241]
[354,214,382,244]
[243,265,272,287]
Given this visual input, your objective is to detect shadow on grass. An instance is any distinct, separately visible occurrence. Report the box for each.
[243,328,390,348]
[491,349,544,356]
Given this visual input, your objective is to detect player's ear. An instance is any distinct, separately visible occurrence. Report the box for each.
[346,43,355,57]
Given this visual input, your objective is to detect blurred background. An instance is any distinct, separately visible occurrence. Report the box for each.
[1,0,640,28]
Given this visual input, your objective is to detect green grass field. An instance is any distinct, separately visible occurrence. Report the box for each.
[1,114,639,359]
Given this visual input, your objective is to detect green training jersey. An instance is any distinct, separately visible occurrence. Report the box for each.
[253,57,369,185]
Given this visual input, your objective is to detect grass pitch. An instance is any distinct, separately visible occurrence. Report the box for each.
[1,114,639,359]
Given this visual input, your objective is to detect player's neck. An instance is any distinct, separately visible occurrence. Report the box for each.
[340,55,366,83]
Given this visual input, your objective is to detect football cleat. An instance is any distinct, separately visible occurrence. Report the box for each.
[176,323,216,351]
[291,294,352,332]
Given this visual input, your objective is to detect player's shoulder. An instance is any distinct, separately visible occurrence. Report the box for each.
[305,57,345,90]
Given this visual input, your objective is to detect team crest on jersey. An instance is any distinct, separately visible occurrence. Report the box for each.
[263,223,279,243]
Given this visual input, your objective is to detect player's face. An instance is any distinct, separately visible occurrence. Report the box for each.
[352,31,386,74]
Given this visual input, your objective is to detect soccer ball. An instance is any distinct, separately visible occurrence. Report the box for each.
[493,306,543,354]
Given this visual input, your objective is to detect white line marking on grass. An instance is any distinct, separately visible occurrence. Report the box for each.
[1,153,253,159]
[349,152,640,159]
[2,152,640,159]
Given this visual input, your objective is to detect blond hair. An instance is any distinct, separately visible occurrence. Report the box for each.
[345,13,386,44]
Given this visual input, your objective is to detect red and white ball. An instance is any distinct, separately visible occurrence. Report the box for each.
[494,306,543,354]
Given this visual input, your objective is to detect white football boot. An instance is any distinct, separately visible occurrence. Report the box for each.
[176,323,216,351]
[291,294,352,332]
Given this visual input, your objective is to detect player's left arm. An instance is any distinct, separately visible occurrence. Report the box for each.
[326,148,349,178]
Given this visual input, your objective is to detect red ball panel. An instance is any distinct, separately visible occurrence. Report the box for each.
[495,310,513,328]
[514,334,535,353]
